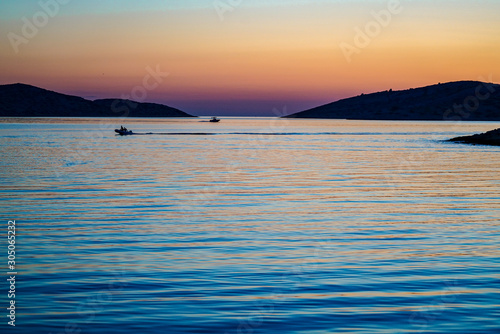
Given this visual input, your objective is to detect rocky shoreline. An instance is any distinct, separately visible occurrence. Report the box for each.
[449,128,500,146]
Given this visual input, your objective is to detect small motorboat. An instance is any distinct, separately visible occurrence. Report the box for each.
[209,117,220,123]
[115,128,134,135]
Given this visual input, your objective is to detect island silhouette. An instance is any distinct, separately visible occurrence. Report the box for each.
[1,81,500,121]
[285,81,500,121]
[0,83,195,118]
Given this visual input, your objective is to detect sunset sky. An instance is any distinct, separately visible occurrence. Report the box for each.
[1,0,499,116]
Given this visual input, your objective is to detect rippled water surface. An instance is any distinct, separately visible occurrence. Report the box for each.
[1,118,499,333]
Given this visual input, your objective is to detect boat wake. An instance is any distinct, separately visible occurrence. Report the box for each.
[115,131,416,136]
[116,132,344,136]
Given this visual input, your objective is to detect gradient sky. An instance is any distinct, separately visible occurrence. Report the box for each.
[1,0,499,116]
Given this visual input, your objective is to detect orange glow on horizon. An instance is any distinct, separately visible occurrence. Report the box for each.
[1,1,499,114]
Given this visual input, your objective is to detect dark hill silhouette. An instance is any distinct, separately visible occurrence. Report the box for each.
[284,81,500,121]
[93,99,190,118]
[0,83,195,117]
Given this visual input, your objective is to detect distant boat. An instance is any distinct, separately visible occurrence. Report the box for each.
[209,117,220,123]
[115,128,134,135]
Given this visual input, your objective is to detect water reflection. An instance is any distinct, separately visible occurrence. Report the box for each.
[1,118,499,333]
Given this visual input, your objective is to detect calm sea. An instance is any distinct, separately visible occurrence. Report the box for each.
[0,117,499,333]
